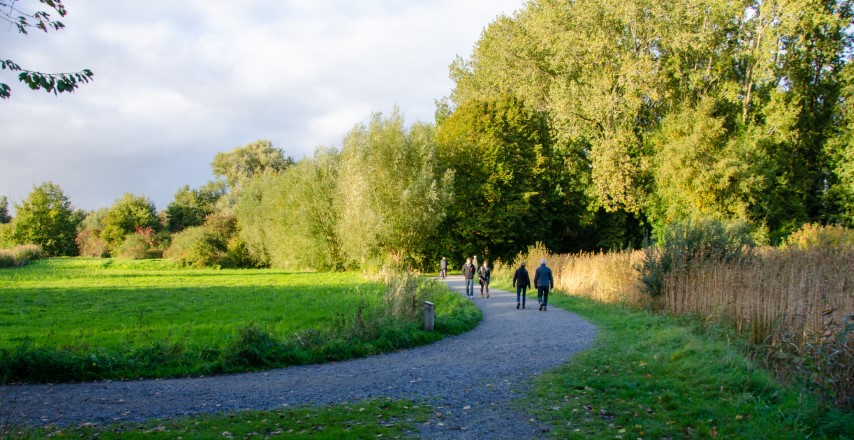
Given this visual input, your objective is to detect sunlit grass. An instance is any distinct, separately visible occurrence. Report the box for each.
[0,258,480,383]
[0,258,381,349]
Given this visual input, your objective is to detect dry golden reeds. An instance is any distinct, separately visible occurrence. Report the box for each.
[499,241,853,406]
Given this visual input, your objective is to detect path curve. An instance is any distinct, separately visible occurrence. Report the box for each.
[0,276,596,438]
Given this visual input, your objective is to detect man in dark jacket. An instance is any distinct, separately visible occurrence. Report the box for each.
[512,261,531,309]
[534,259,554,311]
[478,260,491,298]
[461,257,475,299]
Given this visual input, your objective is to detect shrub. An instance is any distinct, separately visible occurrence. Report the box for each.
[785,223,854,249]
[642,216,754,296]
[0,244,43,268]
[0,250,14,268]
[164,226,223,268]
[76,228,108,257]
[115,228,165,260]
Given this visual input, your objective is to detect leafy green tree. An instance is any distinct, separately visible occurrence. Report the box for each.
[237,147,345,270]
[826,62,854,227]
[451,0,853,241]
[11,181,79,255]
[165,182,224,233]
[0,196,11,223]
[1,0,94,99]
[436,95,579,261]
[101,193,159,253]
[337,109,453,268]
[211,140,292,191]
[646,99,771,228]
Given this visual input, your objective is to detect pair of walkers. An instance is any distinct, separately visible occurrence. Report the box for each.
[461,257,491,299]
[512,259,554,311]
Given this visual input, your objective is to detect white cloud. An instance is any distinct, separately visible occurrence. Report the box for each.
[0,0,521,211]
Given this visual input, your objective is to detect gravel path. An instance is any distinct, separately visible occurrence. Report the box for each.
[0,275,597,438]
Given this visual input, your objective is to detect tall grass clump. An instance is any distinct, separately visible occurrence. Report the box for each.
[492,242,644,304]
[0,244,43,268]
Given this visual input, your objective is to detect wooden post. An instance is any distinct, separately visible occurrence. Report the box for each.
[424,301,435,331]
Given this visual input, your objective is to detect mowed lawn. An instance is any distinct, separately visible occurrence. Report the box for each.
[0,258,383,351]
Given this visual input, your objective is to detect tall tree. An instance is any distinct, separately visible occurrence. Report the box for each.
[237,147,345,270]
[1,0,94,99]
[436,95,579,261]
[0,195,11,223]
[450,0,854,240]
[11,181,79,255]
[165,182,224,233]
[211,140,292,191]
[100,193,159,252]
[337,109,454,267]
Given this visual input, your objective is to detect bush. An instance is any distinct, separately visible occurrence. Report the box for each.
[0,244,43,268]
[0,250,14,268]
[164,226,223,268]
[115,228,165,260]
[785,223,854,249]
[642,216,754,296]
[76,228,109,257]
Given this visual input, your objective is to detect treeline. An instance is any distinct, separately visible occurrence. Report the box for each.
[449,0,854,243]
[2,0,853,269]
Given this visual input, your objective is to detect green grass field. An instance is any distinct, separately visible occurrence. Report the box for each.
[0,258,480,383]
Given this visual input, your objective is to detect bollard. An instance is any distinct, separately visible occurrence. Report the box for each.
[423,301,435,331]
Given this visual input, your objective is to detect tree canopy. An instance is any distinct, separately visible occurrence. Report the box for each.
[11,181,80,256]
[450,0,854,241]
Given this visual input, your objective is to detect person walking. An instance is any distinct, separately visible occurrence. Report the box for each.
[439,257,448,279]
[534,258,554,311]
[472,255,478,270]
[512,261,531,309]
[461,257,476,300]
[478,260,491,298]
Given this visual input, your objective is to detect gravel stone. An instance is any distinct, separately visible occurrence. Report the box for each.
[0,275,597,438]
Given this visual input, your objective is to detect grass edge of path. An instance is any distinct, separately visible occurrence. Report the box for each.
[499,284,853,439]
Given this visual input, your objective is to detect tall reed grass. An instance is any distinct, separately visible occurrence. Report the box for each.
[495,238,853,407]
[663,246,853,406]
[492,242,646,305]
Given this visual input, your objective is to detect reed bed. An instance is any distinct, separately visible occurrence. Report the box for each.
[663,246,853,406]
[495,244,645,305]
[495,242,853,406]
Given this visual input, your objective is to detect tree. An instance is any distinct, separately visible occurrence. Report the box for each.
[211,140,292,191]
[11,181,79,255]
[436,95,578,261]
[165,182,224,233]
[451,0,854,241]
[237,147,345,270]
[75,208,108,257]
[101,193,159,253]
[826,62,854,227]
[0,195,11,223]
[337,109,454,267]
[1,0,94,99]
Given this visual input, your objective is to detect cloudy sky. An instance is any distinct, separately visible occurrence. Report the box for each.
[1,0,521,212]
